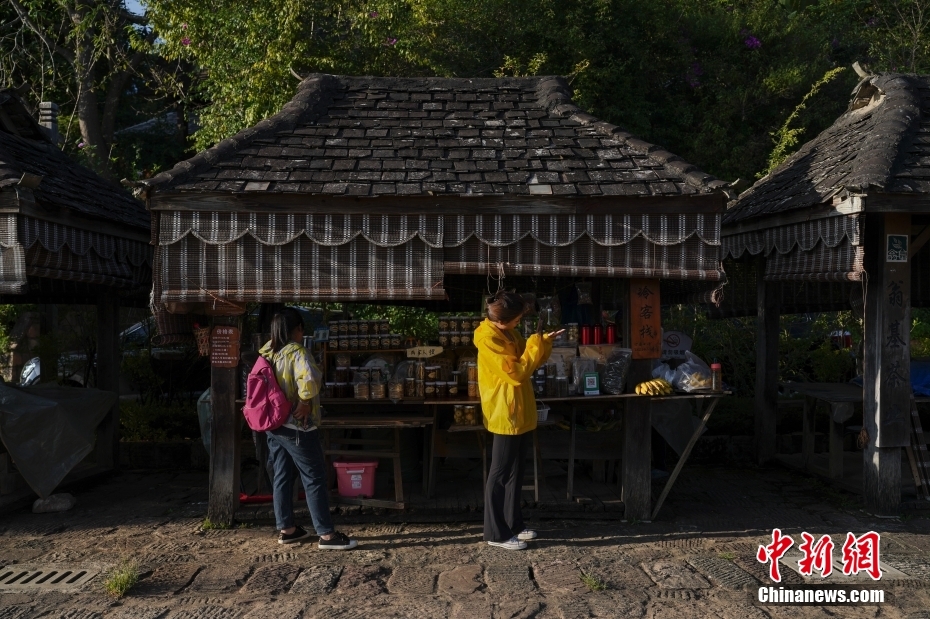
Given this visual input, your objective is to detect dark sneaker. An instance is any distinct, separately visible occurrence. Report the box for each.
[278,526,312,545]
[318,531,358,550]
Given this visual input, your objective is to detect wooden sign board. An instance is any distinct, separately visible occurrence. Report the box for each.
[406,346,444,359]
[630,278,661,360]
[210,326,240,368]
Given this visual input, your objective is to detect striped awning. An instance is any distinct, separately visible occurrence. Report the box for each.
[723,214,862,282]
[0,214,152,293]
[154,211,724,306]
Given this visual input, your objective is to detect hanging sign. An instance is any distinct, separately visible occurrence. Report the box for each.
[630,278,662,360]
[210,326,240,368]
[886,234,908,262]
[406,346,444,359]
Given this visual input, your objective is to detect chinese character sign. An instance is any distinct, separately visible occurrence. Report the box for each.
[756,529,882,582]
[210,326,240,368]
[630,278,661,360]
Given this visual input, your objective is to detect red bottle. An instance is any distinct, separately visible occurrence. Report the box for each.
[606,326,616,344]
[593,325,602,345]
[581,325,592,345]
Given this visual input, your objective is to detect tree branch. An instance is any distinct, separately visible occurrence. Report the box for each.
[6,0,76,64]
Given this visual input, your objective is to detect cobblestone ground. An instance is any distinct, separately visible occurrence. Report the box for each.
[1,465,929,618]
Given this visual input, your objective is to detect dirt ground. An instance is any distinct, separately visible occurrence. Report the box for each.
[1,464,929,619]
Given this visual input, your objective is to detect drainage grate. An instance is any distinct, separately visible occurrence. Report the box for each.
[0,565,98,590]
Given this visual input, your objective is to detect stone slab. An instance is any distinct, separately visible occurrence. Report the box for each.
[437,565,483,596]
[332,565,386,596]
[133,564,202,597]
[533,561,586,594]
[290,565,342,595]
[641,560,711,589]
[386,566,435,594]
[238,564,301,596]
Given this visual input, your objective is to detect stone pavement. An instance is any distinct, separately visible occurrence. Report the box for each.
[1,465,929,618]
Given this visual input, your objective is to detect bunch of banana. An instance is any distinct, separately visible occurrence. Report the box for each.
[635,378,673,396]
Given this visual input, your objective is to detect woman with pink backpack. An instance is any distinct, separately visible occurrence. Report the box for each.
[255,308,357,550]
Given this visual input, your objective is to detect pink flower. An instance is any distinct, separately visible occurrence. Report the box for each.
[181,23,188,30]
[384,37,397,46]
[181,37,191,46]
[369,11,379,17]
[77,141,85,148]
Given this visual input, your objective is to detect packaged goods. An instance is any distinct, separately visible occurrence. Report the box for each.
[467,381,478,397]
[673,352,714,392]
[451,333,461,347]
[438,332,450,347]
[389,380,404,401]
[448,381,459,397]
[466,362,477,382]
[602,348,633,395]
[323,382,335,398]
[437,382,449,399]
[404,377,416,397]
[371,382,386,399]
[425,382,437,398]
[359,321,369,334]
[354,382,370,400]
[425,366,441,381]
[348,321,359,334]
[438,316,450,330]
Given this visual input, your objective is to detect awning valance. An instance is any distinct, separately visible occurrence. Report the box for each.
[722,214,862,282]
[154,211,724,305]
[0,215,153,294]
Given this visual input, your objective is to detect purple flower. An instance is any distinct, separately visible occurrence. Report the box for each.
[77,141,85,148]
[369,11,379,18]
[181,23,188,30]
[181,37,191,46]
[744,35,761,50]
[866,17,877,27]
[384,37,397,46]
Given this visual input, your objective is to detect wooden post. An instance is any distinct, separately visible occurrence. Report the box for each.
[38,304,58,383]
[755,258,779,465]
[862,212,910,515]
[623,278,660,521]
[207,316,241,525]
[95,291,120,469]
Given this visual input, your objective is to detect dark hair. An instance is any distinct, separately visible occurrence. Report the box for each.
[486,291,528,325]
[270,308,305,352]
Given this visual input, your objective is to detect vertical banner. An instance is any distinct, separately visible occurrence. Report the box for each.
[630,278,661,359]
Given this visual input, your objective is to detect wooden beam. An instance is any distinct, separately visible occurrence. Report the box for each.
[861,212,909,515]
[866,192,930,213]
[910,225,930,259]
[149,190,726,215]
[94,291,120,469]
[621,278,655,521]
[723,196,864,236]
[207,315,243,525]
[754,257,779,465]
[0,192,150,243]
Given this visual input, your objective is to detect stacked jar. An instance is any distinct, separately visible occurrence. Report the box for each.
[438,316,477,348]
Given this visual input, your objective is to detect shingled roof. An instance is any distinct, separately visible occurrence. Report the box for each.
[725,73,929,225]
[0,91,148,230]
[143,74,725,199]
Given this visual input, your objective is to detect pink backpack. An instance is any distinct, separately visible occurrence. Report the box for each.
[242,354,292,431]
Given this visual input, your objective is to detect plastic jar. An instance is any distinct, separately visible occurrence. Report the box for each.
[711,363,723,391]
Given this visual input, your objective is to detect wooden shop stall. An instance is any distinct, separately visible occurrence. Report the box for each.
[717,72,930,515]
[139,74,729,524]
[0,90,152,504]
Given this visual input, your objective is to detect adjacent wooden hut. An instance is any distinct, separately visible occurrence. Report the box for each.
[721,73,930,515]
[139,74,729,522]
[0,90,151,474]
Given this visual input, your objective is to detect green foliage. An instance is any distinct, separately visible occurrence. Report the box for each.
[764,67,847,175]
[718,551,736,561]
[580,571,607,591]
[121,350,166,402]
[911,308,930,357]
[102,560,139,599]
[349,304,440,343]
[120,399,200,442]
[859,0,930,73]
[201,518,232,530]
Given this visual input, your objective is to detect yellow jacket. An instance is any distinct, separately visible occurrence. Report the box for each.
[474,318,553,435]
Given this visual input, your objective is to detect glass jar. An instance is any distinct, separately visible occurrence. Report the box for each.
[349,337,359,350]
[466,362,477,382]
[460,318,473,331]
[323,382,335,398]
[381,335,392,349]
[556,376,569,397]
[359,321,369,334]
[336,382,349,398]
[416,361,426,380]
[463,405,478,425]
[354,369,370,383]
[460,333,471,346]
[357,336,368,349]
[334,367,349,383]
[404,377,417,398]
[380,321,390,334]
[711,363,723,392]
[447,381,459,398]
[389,380,404,401]
[437,381,449,399]
[425,365,441,381]
[467,381,478,398]
[424,381,437,398]
[348,320,359,334]
[451,333,461,347]
[338,337,349,350]
[371,382,386,400]
[451,371,462,389]
[391,335,401,348]
[438,332,450,347]
[354,382,370,400]
[438,316,450,330]
[329,322,340,336]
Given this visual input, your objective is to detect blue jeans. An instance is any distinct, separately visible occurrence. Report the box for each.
[266,426,334,535]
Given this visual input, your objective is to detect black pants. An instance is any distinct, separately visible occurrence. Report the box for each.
[484,432,529,542]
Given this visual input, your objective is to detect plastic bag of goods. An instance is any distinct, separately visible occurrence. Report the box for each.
[601,348,633,395]
[672,351,713,392]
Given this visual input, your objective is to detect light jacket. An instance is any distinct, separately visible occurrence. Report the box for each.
[474,318,553,435]
[259,341,322,431]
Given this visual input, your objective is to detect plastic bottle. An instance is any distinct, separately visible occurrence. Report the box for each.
[711,362,723,392]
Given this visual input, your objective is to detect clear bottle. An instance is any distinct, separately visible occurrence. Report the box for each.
[711,363,723,392]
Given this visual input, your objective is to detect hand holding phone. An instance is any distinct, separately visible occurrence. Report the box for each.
[544,329,566,339]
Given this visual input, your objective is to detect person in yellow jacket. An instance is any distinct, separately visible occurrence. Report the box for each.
[474,291,563,550]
